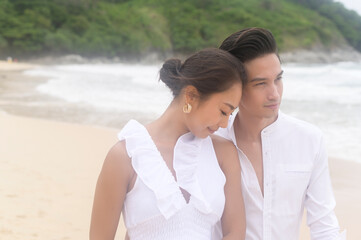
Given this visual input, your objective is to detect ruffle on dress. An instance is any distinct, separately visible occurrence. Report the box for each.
[118,120,216,220]
[173,132,212,214]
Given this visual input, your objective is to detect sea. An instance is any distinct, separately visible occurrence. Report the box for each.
[24,61,361,163]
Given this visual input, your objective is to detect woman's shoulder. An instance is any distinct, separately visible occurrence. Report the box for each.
[107,140,129,161]
[210,134,238,168]
[102,140,133,178]
[210,134,237,151]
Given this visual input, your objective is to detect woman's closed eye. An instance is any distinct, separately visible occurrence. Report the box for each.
[221,110,233,116]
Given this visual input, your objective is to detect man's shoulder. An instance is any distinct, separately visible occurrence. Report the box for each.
[279,112,323,138]
[276,113,325,157]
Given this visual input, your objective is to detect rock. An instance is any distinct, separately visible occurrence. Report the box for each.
[281,46,361,63]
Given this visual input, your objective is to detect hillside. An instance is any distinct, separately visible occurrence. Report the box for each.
[0,0,361,59]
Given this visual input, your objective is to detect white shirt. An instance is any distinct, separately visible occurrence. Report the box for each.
[118,120,226,239]
[216,111,346,240]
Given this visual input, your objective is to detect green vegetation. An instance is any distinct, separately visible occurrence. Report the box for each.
[0,0,360,58]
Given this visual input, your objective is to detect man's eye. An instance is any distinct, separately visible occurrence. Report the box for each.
[255,82,265,86]
[221,110,227,116]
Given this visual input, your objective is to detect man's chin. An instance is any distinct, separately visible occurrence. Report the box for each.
[263,111,279,121]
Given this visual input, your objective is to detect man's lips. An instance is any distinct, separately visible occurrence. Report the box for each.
[265,103,279,110]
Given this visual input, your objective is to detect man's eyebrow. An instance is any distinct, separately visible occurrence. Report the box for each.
[249,70,284,83]
[224,103,236,110]
[249,77,267,83]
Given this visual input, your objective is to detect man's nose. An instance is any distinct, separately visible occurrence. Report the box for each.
[268,83,280,100]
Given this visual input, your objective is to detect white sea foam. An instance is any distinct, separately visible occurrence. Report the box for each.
[283,62,361,105]
[282,62,361,162]
[26,61,361,163]
[27,63,172,116]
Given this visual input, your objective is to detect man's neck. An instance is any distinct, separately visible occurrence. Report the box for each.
[234,112,278,142]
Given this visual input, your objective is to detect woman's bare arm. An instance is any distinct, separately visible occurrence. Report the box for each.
[212,135,246,240]
[90,141,133,240]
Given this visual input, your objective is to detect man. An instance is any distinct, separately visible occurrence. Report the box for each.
[216,27,346,239]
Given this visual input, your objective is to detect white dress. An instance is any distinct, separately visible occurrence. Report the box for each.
[118,120,226,240]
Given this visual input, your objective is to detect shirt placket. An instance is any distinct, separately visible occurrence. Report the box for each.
[262,130,272,240]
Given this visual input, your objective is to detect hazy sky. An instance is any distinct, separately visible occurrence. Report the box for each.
[335,0,361,15]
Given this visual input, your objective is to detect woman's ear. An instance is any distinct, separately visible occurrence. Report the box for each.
[183,85,200,104]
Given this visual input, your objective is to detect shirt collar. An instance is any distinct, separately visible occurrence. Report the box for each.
[226,110,283,135]
[261,110,283,134]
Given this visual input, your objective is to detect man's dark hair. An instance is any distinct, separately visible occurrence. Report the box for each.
[219,27,279,64]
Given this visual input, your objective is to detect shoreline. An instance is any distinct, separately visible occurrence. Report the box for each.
[0,60,155,129]
[4,46,361,66]
[1,59,360,162]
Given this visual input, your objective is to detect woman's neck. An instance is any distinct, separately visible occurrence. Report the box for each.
[146,101,188,146]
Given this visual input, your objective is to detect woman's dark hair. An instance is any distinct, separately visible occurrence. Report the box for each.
[159,48,246,99]
[219,27,279,66]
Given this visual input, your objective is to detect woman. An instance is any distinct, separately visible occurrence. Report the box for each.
[90,48,246,240]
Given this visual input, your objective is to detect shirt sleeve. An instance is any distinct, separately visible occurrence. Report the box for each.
[305,135,346,240]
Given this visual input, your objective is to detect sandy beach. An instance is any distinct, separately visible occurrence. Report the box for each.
[0,61,360,239]
[0,112,127,239]
[0,61,128,239]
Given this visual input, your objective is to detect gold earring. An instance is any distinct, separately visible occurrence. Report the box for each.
[183,103,192,113]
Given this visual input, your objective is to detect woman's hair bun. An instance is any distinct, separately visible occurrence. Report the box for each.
[159,58,184,97]
[159,48,245,99]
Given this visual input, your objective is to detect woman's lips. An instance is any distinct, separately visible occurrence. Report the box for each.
[207,127,217,134]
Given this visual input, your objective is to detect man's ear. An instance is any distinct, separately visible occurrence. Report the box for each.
[183,85,200,104]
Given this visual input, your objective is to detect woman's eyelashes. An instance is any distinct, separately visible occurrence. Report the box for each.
[221,110,233,116]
